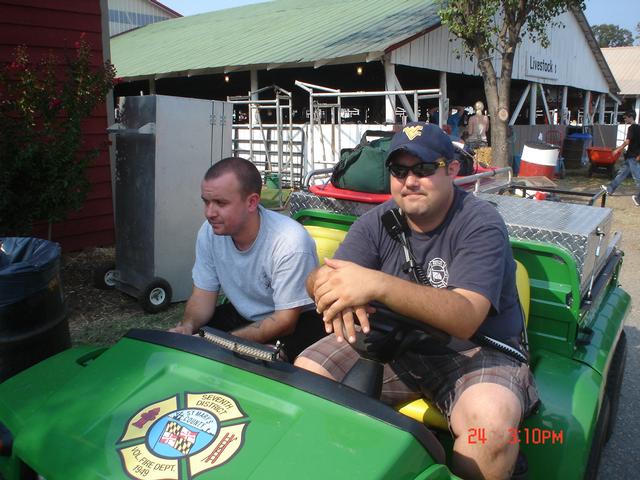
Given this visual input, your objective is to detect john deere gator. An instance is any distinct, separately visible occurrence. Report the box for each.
[0,171,629,479]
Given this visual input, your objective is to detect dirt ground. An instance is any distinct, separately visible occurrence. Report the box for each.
[61,248,183,345]
[60,166,639,476]
[568,173,640,478]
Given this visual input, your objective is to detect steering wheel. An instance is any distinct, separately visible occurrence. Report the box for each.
[348,303,454,364]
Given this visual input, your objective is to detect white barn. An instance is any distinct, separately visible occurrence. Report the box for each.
[110,1,621,174]
[108,0,180,37]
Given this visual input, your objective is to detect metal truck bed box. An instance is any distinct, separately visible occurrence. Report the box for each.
[290,189,613,298]
[478,193,613,297]
[289,190,378,217]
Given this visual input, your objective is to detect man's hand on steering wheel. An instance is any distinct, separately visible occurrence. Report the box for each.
[313,258,382,343]
[324,305,376,344]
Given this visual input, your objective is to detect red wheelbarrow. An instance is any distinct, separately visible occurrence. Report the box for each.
[587,147,622,179]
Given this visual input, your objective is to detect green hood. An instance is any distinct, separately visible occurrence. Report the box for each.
[0,330,448,480]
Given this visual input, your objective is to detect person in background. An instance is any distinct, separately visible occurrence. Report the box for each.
[428,106,439,126]
[452,130,476,176]
[601,110,640,207]
[447,106,463,139]
[467,101,490,150]
[170,157,326,360]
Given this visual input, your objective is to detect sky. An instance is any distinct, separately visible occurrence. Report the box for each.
[583,0,638,35]
[160,0,638,36]
[160,0,271,16]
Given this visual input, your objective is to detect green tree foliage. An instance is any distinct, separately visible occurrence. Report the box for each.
[438,0,585,167]
[592,24,633,47]
[0,37,116,236]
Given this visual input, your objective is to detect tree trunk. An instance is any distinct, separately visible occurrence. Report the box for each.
[475,53,510,168]
[492,55,516,169]
[491,117,509,168]
[474,42,518,169]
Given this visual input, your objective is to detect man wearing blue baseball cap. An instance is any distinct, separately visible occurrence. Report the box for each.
[296,122,538,479]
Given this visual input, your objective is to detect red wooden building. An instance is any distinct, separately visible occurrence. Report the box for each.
[0,0,114,251]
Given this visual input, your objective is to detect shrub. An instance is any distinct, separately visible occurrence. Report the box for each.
[0,35,116,236]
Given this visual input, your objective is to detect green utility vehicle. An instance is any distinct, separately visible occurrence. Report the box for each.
[0,175,629,480]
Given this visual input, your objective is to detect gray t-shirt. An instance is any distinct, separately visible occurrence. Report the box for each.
[192,206,318,321]
[334,188,523,342]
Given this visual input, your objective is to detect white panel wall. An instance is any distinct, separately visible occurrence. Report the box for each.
[233,124,396,177]
[391,11,609,93]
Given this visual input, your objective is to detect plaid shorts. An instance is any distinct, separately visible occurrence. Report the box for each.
[299,332,539,422]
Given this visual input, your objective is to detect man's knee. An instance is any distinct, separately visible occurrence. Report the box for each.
[450,383,522,443]
[449,383,522,479]
[293,356,335,380]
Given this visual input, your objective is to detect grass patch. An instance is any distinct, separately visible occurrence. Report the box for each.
[70,303,184,346]
[62,247,185,346]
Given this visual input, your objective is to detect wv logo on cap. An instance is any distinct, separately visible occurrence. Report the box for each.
[403,125,423,140]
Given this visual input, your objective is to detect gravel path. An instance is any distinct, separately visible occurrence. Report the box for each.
[591,191,639,479]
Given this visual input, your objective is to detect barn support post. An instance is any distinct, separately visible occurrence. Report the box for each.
[561,86,569,125]
[510,84,531,126]
[529,83,537,125]
[439,72,447,128]
[583,90,591,126]
[598,93,606,124]
[250,69,259,123]
[383,57,396,123]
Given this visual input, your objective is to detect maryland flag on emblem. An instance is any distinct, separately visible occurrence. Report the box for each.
[117,393,250,480]
[159,421,198,455]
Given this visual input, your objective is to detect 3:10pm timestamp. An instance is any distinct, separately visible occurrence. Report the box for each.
[468,427,564,445]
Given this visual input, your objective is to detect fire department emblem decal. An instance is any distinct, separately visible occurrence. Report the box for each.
[427,257,449,288]
[117,392,249,479]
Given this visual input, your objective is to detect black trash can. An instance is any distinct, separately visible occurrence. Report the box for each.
[562,137,585,169]
[0,237,71,382]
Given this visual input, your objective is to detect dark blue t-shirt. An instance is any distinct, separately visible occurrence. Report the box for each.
[625,123,640,158]
[334,187,523,343]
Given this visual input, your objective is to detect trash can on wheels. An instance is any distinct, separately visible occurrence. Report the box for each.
[0,237,71,382]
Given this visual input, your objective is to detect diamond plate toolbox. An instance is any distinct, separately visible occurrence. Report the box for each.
[478,193,613,296]
[289,190,378,217]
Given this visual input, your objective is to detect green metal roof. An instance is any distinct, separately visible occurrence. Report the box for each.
[110,0,441,80]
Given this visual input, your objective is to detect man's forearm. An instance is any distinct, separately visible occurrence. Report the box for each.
[231,315,284,343]
[616,139,630,152]
[178,292,217,333]
[305,265,325,298]
[375,273,486,339]
[232,309,299,344]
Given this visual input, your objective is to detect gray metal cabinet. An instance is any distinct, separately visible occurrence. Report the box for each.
[103,95,232,312]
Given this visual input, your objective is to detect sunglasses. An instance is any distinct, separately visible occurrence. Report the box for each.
[388,160,447,179]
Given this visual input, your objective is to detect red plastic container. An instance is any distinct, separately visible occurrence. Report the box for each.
[519,160,556,178]
[587,147,621,166]
[518,143,559,179]
[587,147,621,178]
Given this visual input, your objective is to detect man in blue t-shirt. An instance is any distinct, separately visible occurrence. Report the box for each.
[295,124,538,479]
[170,157,325,360]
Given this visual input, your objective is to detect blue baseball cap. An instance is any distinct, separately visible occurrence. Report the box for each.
[386,122,455,165]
